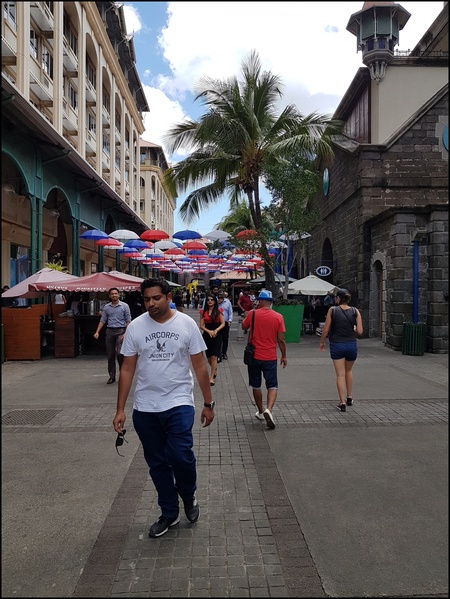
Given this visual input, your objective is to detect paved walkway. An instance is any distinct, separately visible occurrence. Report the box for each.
[1,307,448,597]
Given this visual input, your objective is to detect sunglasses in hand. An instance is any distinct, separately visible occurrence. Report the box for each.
[115,429,128,456]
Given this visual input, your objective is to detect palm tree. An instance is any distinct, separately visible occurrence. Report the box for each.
[215,201,274,235]
[164,50,341,292]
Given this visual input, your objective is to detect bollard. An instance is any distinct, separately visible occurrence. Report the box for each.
[236,316,244,341]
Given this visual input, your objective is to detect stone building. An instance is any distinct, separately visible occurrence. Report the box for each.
[303,1,448,353]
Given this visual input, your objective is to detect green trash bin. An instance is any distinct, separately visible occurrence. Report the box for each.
[273,304,304,343]
[402,322,425,356]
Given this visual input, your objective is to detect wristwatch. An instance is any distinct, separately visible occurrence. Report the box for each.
[204,401,215,410]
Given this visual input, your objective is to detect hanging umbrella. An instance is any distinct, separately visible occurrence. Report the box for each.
[282,274,337,296]
[109,229,140,241]
[204,229,231,242]
[236,229,258,240]
[80,228,110,240]
[141,248,165,258]
[123,239,151,250]
[182,240,208,251]
[95,238,123,248]
[164,248,186,258]
[173,229,202,241]
[140,229,169,242]
[153,240,177,250]
[187,249,209,256]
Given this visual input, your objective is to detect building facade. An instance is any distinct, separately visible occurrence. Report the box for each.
[303,2,448,353]
[139,140,175,237]
[1,1,174,284]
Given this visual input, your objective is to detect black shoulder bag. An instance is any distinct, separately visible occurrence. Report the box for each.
[243,310,256,366]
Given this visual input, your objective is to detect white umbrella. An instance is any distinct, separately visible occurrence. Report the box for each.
[282,274,337,296]
[109,229,140,241]
[204,230,231,242]
[153,240,178,250]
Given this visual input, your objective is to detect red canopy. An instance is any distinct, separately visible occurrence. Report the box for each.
[29,271,145,293]
[3,268,79,299]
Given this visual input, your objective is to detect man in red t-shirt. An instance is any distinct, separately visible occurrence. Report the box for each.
[242,290,287,429]
[237,288,253,316]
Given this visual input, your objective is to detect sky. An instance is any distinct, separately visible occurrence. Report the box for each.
[123,1,444,235]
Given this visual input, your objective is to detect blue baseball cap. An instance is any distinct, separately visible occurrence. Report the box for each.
[258,290,273,302]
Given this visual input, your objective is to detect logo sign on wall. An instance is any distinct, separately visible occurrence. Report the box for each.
[316,266,332,277]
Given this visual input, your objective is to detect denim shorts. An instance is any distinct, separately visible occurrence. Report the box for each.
[248,359,278,390]
[330,341,358,361]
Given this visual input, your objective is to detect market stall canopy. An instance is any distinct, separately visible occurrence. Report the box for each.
[281,274,337,296]
[29,270,181,292]
[215,271,254,280]
[2,268,79,299]
[29,271,144,293]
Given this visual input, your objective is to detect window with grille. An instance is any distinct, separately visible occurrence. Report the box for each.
[4,1,16,28]
[42,45,53,79]
[30,28,38,59]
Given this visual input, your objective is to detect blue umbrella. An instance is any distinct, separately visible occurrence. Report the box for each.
[80,228,109,240]
[173,229,202,241]
[123,239,151,250]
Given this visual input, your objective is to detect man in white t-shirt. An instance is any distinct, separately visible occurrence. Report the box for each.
[113,278,215,538]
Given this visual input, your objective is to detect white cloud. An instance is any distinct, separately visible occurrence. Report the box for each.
[131,1,444,143]
[122,4,142,35]
[140,86,193,162]
[124,1,445,231]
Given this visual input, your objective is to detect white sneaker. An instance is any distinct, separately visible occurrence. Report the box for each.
[255,411,265,421]
[263,409,275,429]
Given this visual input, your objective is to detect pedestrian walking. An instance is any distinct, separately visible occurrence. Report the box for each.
[237,287,253,317]
[93,287,131,384]
[199,293,225,385]
[319,288,364,412]
[173,290,183,312]
[242,289,287,429]
[113,277,215,538]
[217,290,233,361]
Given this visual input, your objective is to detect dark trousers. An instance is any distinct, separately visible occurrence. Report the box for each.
[133,406,197,518]
[220,322,230,357]
[105,328,125,378]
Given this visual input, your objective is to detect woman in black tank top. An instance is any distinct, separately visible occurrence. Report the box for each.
[319,289,363,412]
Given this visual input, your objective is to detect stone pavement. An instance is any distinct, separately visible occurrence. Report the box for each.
[1,307,448,598]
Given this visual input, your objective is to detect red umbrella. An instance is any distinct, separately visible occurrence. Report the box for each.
[236,229,258,239]
[95,237,123,247]
[182,240,208,250]
[140,229,169,242]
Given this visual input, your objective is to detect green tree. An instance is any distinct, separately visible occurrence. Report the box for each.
[263,151,321,297]
[164,50,341,293]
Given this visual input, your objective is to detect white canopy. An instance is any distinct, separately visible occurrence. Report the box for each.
[281,274,337,296]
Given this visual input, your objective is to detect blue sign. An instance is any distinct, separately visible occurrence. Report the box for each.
[316,266,332,277]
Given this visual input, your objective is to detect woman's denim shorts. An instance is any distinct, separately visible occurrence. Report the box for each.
[329,341,357,361]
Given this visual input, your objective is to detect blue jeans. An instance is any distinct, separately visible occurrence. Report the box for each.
[132,406,196,518]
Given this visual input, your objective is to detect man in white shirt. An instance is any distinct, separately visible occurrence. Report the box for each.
[113,278,215,538]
